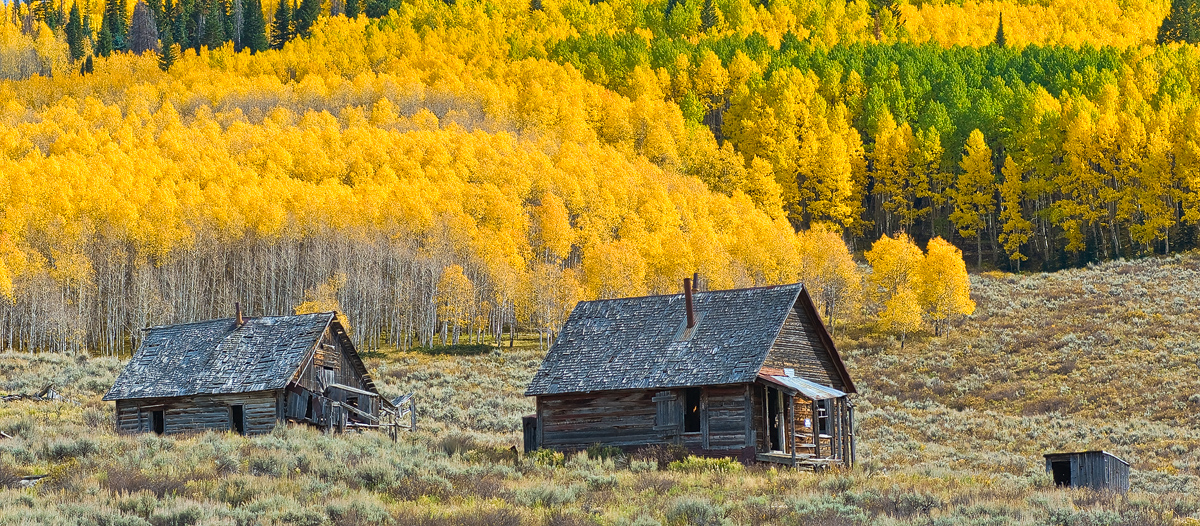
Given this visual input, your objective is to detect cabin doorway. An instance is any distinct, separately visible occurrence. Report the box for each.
[766,386,783,451]
[151,410,164,435]
[231,405,245,435]
[1051,460,1071,487]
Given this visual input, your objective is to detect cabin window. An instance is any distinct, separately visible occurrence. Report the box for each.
[231,405,245,435]
[683,387,701,433]
[816,399,831,436]
[151,410,165,435]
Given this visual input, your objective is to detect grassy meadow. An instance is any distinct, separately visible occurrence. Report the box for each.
[2,255,1200,524]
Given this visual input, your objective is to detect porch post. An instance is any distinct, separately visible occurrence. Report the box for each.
[788,394,796,466]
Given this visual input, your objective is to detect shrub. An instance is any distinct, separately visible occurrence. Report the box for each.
[513,483,584,507]
[586,444,625,462]
[438,434,476,456]
[83,407,111,428]
[41,437,98,461]
[412,344,493,356]
[326,497,392,526]
[148,501,206,526]
[667,456,743,474]
[531,448,565,467]
[632,445,688,468]
[665,497,726,526]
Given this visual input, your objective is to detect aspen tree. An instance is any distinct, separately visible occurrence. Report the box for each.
[950,129,996,268]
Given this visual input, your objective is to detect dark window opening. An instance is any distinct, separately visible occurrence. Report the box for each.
[151,410,164,435]
[346,396,359,408]
[1052,461,1071,487]
[817,399,830,435]
[683,388,701,432]
[231,405,245,435]
[304,394,314,420]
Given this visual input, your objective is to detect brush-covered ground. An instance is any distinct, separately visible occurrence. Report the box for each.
[3,256,1200,525]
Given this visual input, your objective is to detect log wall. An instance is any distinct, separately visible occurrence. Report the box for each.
[115,391,280,436]
[537,384,753,453]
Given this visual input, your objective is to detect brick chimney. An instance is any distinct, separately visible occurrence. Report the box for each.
[235,302,245,327]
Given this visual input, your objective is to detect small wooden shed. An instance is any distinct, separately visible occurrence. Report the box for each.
[104,309,405,436]
[1044,451,1130,493]
[525,280,857,468]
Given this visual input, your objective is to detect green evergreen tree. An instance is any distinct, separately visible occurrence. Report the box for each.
[66,1,85,61]
[80,53,93,74]
[241,0,267,52]
[1158,0,1197,43]
[94,23,113,55]
[994,12,1005,47]
[294,0,317,37]
[203,0,225,47]
[158,21,177,70]
[700,0,716,31]
[269,0,291,49]
[147,0,161,23]
[101,0,127,50]
[364,0,389,18]
[172,0,189,50]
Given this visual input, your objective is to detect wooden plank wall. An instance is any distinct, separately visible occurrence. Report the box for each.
[295,328,367,393]
[539,385,752,452]
[539,390,660,450]
[115,391,280,435]
[762,306,848,391]
[691,385,748,450]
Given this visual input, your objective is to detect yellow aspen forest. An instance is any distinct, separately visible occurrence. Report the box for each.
[0,13,874,354]
[1,0,1179,354]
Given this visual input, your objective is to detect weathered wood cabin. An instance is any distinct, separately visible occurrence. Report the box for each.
[103,308,402,436]
[1044,451,1130,493]
[524,280,857,468]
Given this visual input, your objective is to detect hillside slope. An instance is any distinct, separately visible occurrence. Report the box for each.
[0,257,1198,523]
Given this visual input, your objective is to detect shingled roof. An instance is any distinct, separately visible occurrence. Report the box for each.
[104,312,364,401]
[527,283,830,396]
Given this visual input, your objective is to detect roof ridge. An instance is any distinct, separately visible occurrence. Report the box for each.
[575,283,803,305]
[141,311,335,331]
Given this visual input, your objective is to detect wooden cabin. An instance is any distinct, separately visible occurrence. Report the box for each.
[524,280,857,468]
[1044,451,1130,493]
[103,308,406,436]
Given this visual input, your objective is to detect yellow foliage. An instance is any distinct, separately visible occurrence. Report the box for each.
[917,237,975,335]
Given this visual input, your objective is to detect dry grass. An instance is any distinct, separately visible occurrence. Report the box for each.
[0,254,1199,523]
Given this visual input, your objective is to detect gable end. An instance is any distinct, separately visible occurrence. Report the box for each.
[759,288,856,393]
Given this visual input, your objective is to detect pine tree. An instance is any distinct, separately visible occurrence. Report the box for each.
[94,23,113,56]
[129,0,160,54]
[269,0,291,49]
[241,0,267,52]
[147,0,161,23]
[172,0,189,51]
[344,0,358,17]
[202,0,225,48]
[65,1,85,61]
[1158,0,1196,43]
[101,0,127,51]
[994,12,1006,47]
[700,0,716,31]
[294,0,317,37]
[158,21,177,70]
